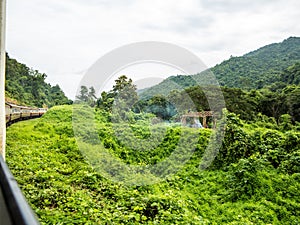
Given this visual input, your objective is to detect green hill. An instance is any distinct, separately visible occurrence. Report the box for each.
[5,54,71,107]
[212,36,300,89]
[140,37,300,99]
[138,75,197,99]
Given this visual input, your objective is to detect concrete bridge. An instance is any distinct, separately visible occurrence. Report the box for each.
[181,111,216,128]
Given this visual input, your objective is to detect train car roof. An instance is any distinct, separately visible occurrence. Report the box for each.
[5,102,40,110]
[5,102,21,108]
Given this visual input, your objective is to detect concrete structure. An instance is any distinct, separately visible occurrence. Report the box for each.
[181,111,216,128]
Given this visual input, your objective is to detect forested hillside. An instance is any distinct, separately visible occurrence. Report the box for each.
[169,83,300,123]
[140,37,300,98]
[212,36,300,89]
[5,54,71,107]
[133,68,300,124]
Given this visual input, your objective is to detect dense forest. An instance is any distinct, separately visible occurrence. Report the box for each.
[212,36,300,89]
[5,53,71,107]
[140,37,300,98]
[90,64,300,125]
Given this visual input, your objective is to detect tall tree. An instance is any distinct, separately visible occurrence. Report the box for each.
[75,85,97,107]
[98,75,138,113]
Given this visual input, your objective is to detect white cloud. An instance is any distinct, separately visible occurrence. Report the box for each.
[6,0,300,98]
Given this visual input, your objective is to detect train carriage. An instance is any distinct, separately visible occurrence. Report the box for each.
[38,108,47,116]
[20,106,31,118]
[9,103,21,122]
[5,103,11,123]
[30,108,40,117]
[5,102,47,125]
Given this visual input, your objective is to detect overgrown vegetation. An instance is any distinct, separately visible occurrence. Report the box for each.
[6,105,300,224]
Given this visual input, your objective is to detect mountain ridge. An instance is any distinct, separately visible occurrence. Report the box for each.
[139,37,300,99]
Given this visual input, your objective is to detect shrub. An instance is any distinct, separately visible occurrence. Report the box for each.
[226,155,265,201]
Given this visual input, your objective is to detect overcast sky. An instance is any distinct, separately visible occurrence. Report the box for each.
[6,0,300,99]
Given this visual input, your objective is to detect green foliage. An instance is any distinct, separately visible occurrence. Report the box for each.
[5,106,300,224]
[134,95,178,120]
[226,155,266,201]
[279,150,300,174]
[97,75,138,113]
[139,75,197,99]
[140,37,300,99]
[212,37,300,89]
[212,112,255,168]
[75,86,97,106]
[4,37,300,224]
[283,85,300,122]
[5,54,71,107]
[137,37,300,124]
[281,62,300,85]
[279,114,293,131]
[149,82,300,123]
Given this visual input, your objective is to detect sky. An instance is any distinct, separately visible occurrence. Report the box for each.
[5,0,300,99]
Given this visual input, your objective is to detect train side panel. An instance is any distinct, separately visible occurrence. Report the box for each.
[5,102,47,125]
[20,107,31,118]
[5,103,11,123]
[10,105,21,122]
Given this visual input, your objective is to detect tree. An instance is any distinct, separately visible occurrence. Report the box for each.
[49,85,72,106]
[97,91,115,110]
[88,87,97,107]
[144,95,177,120]
[281,62,300,85]
[76,86,89,102]
[75,86,97,107]
[112,75,138,106]
[258,89,286,122]
[284,85,300,122]
[97,75,138,113]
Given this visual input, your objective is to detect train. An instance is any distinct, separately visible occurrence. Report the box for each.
[5,102,47,125]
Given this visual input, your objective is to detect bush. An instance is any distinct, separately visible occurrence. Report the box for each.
[226,156,266,201]
[213,112,254,168]
[279,150,300,174]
